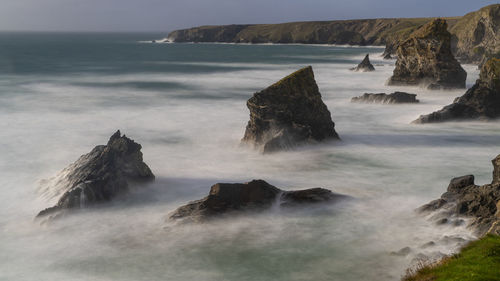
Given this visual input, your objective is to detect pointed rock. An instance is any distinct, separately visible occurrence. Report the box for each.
[388,19,467,90]
[36,131,154,220]
[242,66,339,153]
[414,58,500,123]
[351,54,375,72]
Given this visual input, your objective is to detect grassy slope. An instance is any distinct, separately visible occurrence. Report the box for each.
[403,235,500,281]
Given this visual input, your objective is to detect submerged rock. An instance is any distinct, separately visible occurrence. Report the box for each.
[242,66,339,153]
[36,131,154,219]
[418,154,500,236]
[169,179,345,222]
[414,58,500,123]
[388,19,467,90]
[351,54,375,72]
[351,91,419,104]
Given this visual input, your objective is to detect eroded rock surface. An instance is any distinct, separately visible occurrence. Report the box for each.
[169,179,345,222]
[388,19,467,89]
[414,58,500,123]
[37,130,154,219]
[351,92,419,104]
[242,66,339,152]
[418,154,500,236]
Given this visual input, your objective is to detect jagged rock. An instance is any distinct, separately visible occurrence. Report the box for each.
[351,92,419,104]
[36,131,154,219]
[418,154,500,236]
[242,66,339,153]
[414,58,500,123]
[168,179,345,222]
[388,19,467,90]
[351,54,375,72]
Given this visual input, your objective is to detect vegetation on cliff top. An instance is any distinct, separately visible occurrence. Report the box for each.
[402,235,500,281]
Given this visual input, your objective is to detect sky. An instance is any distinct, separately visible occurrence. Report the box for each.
[0,0,498,32]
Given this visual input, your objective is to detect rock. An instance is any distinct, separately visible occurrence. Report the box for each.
[351,54,375,72]
[351,92,419,104]
[242,66,339,153]
[450,4,500,64]
[390,246,411,256]
[36,130,154,219]
[388,19,467,90]
[418,154,500,236]
[413,58,500,123]
[168,179,345,222]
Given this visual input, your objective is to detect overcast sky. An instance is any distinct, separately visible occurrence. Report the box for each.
[0,0,498,32]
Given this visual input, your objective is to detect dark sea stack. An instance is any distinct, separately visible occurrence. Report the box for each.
[169,179,344,222]
[351,54,375,72]
[418,155,500,236]
[414,58,500,123]
[351,92,419,104]
[242,66,339,153]
[388,19,467,90]
[36,130,155,219]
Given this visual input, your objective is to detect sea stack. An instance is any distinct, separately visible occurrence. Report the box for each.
[351,54,375,72]
[242,66,339,153]
[414,58,500,123]
[169,179,345,223]
[418,154,500,236]
[36,130,155,220]
[388,19,467,89]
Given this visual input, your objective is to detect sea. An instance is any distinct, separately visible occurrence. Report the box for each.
[0,32,497,281]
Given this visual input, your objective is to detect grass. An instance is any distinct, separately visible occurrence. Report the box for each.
[402,235,500,281]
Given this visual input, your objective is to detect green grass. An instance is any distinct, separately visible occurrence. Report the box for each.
[403,235,500,281]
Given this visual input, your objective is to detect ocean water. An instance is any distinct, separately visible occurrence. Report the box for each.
[0,32,497,281]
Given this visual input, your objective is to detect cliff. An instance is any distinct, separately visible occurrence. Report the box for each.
[166,4,500,64]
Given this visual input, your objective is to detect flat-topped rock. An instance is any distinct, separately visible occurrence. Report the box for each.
[388,19,467,90]
[169,179,345,222]
[242,66,339,153]
[351,92,419,104]
[351,54,375,72]
[414,58,500,123]
[36,131,155,220]
[418,154,500,236]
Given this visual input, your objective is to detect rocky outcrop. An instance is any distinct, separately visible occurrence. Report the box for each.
[418,154,500,236]
[414,58,500,123]
[450,4,500,64]
[242,66,339,153]
[351,54,375,72]
[388,19,467,89]
[168,179,345,222]
[351,91,419,104]
[36,131,155,219]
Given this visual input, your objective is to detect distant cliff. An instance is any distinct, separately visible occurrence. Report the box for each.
[167,4,500,64]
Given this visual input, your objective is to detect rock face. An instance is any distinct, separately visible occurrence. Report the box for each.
[169,179,344,222]
[351,54,375,72]
[414,58,500,123]
[242,66,339,153]
[37,131,155,219]
[418,154,500,236]
[351,92,419,104]
[388,19,467,89]
[450,4,500,64]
